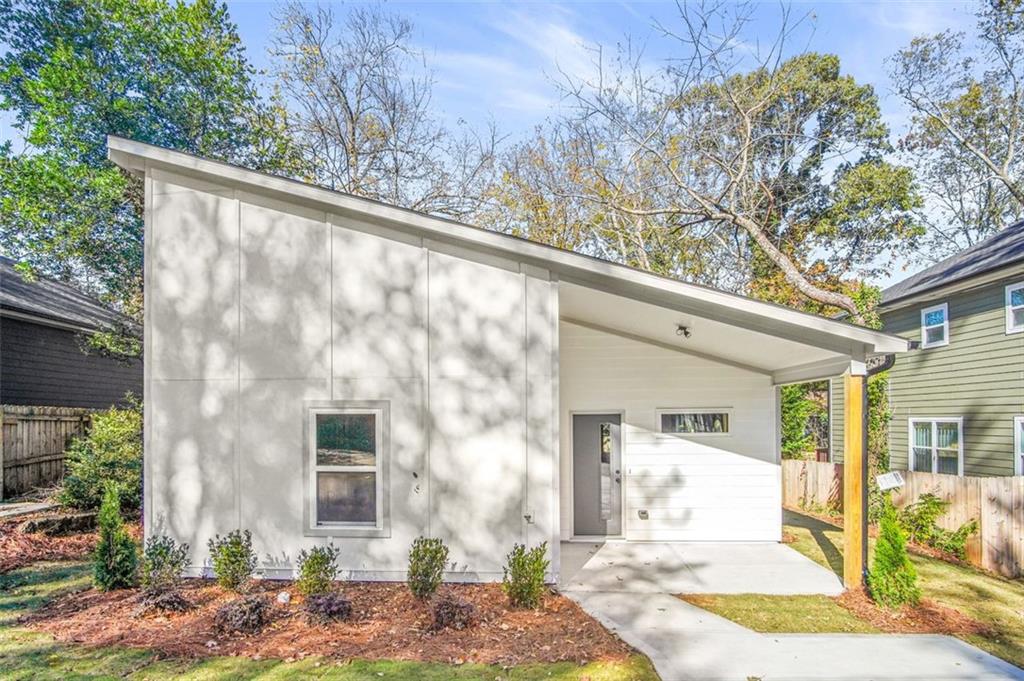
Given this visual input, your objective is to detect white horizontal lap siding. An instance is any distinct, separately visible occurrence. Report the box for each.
[559,321,781,542]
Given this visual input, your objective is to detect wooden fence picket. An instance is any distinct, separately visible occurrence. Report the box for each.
[782,459,1023,578]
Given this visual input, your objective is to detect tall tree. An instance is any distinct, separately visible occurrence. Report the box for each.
[270,1,497,219]
[498,3,920,320]
[891,0,1024,259]
[0,0,303,313]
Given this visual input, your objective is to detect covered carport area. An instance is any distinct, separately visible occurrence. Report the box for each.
[555,273,907,590]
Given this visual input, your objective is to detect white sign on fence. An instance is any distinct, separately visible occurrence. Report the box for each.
[876,471,905,491]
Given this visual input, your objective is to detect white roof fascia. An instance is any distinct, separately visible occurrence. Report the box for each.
[107,136,909,358]
[772,356,866,386]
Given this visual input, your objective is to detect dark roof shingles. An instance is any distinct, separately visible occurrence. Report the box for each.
[0,256,136,332]
[881,220,1024,305]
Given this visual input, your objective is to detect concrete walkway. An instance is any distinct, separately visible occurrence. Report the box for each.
[560,541,1024,681]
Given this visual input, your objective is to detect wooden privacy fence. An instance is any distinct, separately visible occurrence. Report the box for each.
[782,459,845,513]
[782,459,1024,578]
[1,405,91,500]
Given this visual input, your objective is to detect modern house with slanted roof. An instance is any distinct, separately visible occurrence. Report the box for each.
[830,221,1024,477]
[108,136,906,583]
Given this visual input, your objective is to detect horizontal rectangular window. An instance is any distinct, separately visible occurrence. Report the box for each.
[659,410,730,435]
[909,418,962,476]
[307,405,386,531]
[920,303,949,348]
[1006,282,1024,334]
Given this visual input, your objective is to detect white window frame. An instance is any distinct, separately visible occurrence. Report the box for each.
[920,302,949,349]
[908,417,964,476]
[656,408,733,437]
[1014,416,1024,476]
[303,400,390,538]
[1006,282,1024,334]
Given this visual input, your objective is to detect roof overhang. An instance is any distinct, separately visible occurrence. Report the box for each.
[108,135,908,382]
[880,266,1024,312]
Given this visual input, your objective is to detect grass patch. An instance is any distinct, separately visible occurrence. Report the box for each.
[782,509,1024,670]
[0,562,91,624]
[0,562,659,681]
[680,593,879,634]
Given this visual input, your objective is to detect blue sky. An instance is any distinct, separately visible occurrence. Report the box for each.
[224,0,977,286]
[0,1,979,287]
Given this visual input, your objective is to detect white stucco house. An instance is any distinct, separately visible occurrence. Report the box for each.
[108,136,907,582]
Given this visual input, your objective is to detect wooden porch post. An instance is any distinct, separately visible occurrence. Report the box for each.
[842,370,868,589]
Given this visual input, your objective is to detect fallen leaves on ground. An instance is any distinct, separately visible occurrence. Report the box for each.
[0,515,141,574]
[27,578,635,666]
[835,587,993,636]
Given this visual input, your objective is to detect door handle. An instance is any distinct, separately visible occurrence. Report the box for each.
[614,476,621,483]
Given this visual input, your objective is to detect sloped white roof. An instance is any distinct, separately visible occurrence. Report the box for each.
[108,135,907,382]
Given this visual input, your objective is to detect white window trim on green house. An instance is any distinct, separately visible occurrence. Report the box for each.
[909,417,964,476]
[920,302,950,349]
[1006,282,1024,334]
[1015,416,1024,476]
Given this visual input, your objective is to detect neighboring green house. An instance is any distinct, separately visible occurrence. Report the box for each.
[831,221,1024,477]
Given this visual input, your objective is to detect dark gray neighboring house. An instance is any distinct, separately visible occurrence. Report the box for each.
[832,221,1024,477]
[0,257,142,410]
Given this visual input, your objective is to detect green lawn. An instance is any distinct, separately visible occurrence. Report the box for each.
[0,563,659,681]
[680,593,879,634]
[782,510,1024,668]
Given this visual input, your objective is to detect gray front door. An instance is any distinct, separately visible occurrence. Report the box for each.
[572,413,622,536]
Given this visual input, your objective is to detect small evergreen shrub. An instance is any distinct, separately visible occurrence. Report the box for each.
[304,592,352,624]
[431,593,476,631]
[214,595,270,634]
[898,493,947,545]
[59,403,143,512]
[931,519,979,560]
[502,542,549,608]
[140,535,189,595]
[93,483,138,591]
[207,530,258,592]
[296,544,340,597]
[897,493,978,560]
[407,537,448,599]
[868,499,921,608]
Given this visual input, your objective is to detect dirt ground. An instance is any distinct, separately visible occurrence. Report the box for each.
[0,513,143,574]
[28,578,635,666]
[835,587,993,637]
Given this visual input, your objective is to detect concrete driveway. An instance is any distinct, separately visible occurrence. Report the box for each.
[560,540,844,595]
[560,541,1024,681]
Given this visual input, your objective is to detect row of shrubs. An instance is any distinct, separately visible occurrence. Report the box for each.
[94,483,550,633]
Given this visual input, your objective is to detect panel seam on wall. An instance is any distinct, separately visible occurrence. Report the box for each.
[235,191,242,530]
[143,164,153,535]
[425,247,431,539]
[550,274,560,571]
[329,216,334,390]
[521,268,529,545]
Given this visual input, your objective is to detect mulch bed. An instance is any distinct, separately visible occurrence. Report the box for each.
[835,587,993,637]
[25,579,634,666]
[0,514,142,575]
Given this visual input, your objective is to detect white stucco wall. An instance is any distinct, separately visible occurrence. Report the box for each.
[559,321,781,541]
[145,169,558,580]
